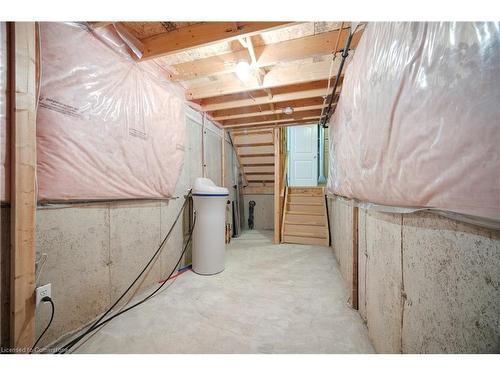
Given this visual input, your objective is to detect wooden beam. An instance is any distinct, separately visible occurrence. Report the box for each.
[273,128,280,244]
[140,22,293,60]
[231,129,273,137]
[216,103,326,122]
[352,206,359,310]
[223,110,322,128]
[201,81,342,112]
[221,132,225,187]
[9,22,37,350]
[187,58,348,100]
[246,36,258,66]
[169,27,361,81]
[225,118,321,130]
[211,97,325,120]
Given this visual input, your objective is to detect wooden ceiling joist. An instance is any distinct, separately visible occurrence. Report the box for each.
[201,80,342,112]
[211,97,325,120]
[229,119,321,131]
[187,58,348,100]
[140,22,293,60]
[222,109,322,127]
[169,27,361,81]
[214,102,327,122]
[224,114,321,129]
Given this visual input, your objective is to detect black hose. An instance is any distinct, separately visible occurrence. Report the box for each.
[53,192,193,353]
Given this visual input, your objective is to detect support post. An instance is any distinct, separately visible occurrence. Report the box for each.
[273,128,280,244]
[351,206,359,309]
[221,131,225,187]
[9,22,37,350]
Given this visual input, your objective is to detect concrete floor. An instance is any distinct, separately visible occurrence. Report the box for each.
[72,230,374,353]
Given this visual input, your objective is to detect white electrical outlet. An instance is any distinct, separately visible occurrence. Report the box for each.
[36,283,51,307]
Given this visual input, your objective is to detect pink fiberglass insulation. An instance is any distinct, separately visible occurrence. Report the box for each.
[0,22,8,202]
[327,22,500,223]
[37,22,185,201]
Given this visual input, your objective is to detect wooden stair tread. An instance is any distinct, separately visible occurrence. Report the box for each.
[282,234,329,246]
[286,202,323,206]
[284,221,326,227]
[242,163,274,166]
[287,193,324,198]
[285,210,323,216]
[237,142,274,147]
[283,231,327,239]
[239,153,274,157]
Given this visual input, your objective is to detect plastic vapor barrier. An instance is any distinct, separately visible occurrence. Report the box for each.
[37,22,185,201]
[0,22,8,202]
[327,22,500,227]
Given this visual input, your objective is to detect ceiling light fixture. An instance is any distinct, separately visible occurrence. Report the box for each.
[235,60,251,81]
[282,106,294,115]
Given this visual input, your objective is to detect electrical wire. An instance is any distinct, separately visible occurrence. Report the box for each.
[56,208,197,354]
[30,297,55,354]
[53,192,192,353]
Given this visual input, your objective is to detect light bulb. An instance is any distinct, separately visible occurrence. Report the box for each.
[235,60,251,81]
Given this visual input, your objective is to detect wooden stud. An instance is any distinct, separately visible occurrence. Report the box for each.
[352,206,359,310]
[273,128,280,244]
[221,131,225,187]
[8,22,37,350]
[140,22,293,60]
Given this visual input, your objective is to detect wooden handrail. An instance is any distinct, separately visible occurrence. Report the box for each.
[280,151,288,198]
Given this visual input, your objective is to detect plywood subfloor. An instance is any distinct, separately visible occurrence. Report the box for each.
[70,230,373,353]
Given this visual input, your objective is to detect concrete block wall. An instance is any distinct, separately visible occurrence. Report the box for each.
[29,108,240,347]
[328,197,500,353]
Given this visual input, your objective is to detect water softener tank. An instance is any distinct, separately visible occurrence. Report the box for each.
[192,177,229,275]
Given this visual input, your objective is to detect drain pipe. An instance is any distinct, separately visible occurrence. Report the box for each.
[320,23,359,128]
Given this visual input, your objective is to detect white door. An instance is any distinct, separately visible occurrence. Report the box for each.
[288,124,318,186]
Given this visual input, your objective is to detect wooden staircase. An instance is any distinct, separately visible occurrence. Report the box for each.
[281,187,330,246]
[231,128,276,194]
